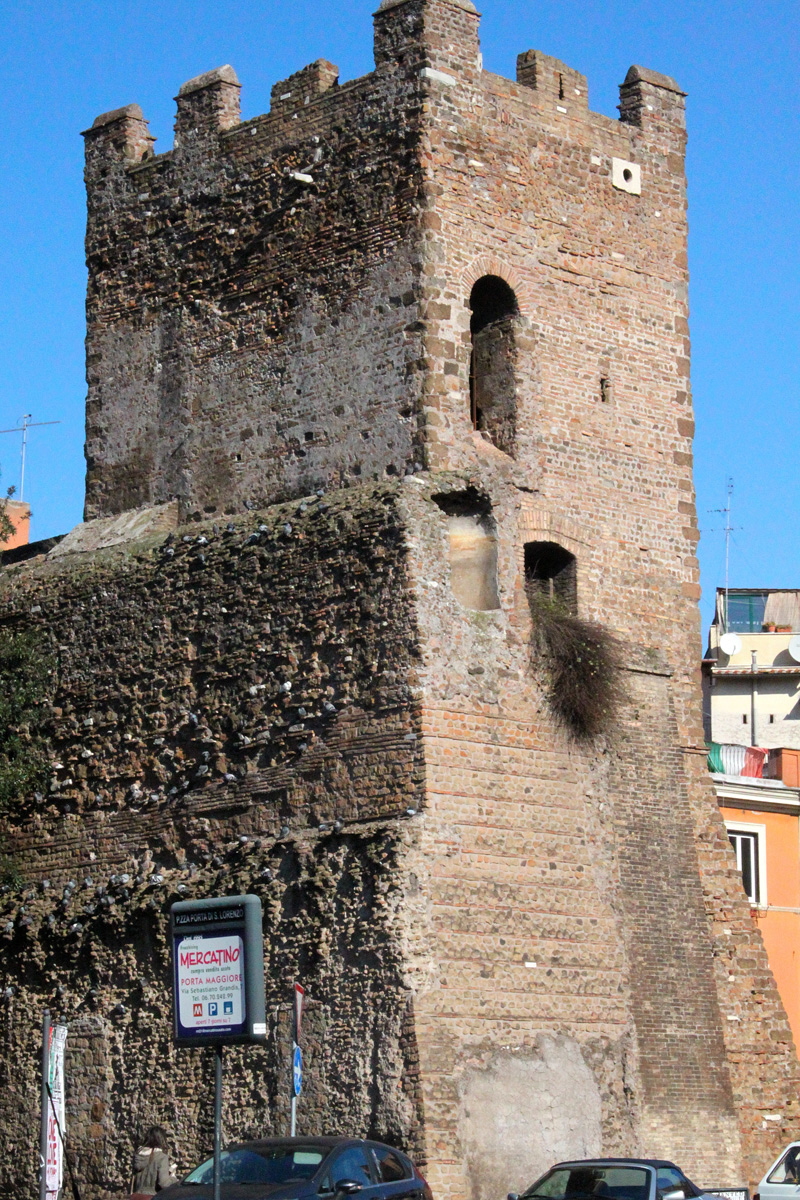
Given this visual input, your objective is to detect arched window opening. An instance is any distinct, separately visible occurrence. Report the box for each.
[524,540,577,613]
[469,275,518,458]
[434,490,500,611]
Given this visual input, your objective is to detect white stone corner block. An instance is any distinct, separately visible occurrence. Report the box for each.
[612,158,642,195]
[419,67,457,88]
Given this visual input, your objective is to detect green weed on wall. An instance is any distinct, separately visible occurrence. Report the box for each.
[0,629,54,817]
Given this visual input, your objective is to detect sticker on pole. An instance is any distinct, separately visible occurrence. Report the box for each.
[176,934,245,1035]
[293,1044,303,1097]
[294,982,305,1042]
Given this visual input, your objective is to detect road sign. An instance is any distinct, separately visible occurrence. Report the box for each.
[294,983,305,1042]
[170,895,266,1046]
[293,1044,303,1096]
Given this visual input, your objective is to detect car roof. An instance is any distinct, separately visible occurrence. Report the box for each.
[551,1159,679,1170]
[229,1138,356,1151]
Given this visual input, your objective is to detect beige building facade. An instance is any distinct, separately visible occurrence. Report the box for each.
[704,589,800,749]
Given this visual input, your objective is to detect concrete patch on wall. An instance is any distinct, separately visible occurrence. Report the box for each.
[49,501,179,556]
[458,1036,602,1200]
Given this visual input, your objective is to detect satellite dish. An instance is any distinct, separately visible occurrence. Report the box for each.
[719,632,742,656]
[788,636,800,664]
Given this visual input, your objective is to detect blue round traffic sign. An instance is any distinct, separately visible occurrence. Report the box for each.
[293,1044,303,1096]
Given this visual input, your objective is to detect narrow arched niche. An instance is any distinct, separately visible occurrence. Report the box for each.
[524,540,577,613]
[469,275,518,457]
[434,490,501,611]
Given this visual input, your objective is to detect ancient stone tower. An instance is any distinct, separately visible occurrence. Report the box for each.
[0,3,798,1199]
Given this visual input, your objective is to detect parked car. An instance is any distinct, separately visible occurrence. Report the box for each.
[158,1136,433,1200]
[508,1158,732,1200]
[754,1141,800,1200]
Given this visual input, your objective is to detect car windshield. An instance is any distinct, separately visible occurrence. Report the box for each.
[184,1146,326,1185]
[768,1147,800,1184]
[524,1166,650,1200]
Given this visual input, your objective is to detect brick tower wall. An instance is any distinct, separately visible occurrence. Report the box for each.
[367,0,800,1191]
[395,469,800,1197]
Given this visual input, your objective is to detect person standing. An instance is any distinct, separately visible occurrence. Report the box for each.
[130,1126,177,1197]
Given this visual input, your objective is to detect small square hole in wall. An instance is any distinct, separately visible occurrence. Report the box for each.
[612,158,641,195]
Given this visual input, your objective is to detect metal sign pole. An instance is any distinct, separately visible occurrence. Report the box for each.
[290,1042,303,1134]
[39,1010,50,1200]
[213,1044,223,1200]
[169,897,265,1200]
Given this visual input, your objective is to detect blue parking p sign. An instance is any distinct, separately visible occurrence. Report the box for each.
[293,1043,303,1096]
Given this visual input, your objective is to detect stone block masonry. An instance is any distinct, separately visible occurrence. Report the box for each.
[0,486,427,1197]
[0,0,797,1196]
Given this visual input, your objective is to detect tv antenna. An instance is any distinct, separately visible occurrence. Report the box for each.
[0,414,61,502]
[709,477,740,629]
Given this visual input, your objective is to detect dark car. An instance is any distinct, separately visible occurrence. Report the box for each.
[508,1159,729,1200]
[159,1136,433,1200]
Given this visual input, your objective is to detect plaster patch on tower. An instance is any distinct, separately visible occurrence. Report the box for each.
[458,1038,602,1200]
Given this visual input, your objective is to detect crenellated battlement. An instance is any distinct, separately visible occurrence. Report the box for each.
[174,64,241,143]
[82,102,155,166]
[81,0,688,524]
[82,0,685,188]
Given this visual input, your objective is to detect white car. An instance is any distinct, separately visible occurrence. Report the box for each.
[755,1143,800,1200]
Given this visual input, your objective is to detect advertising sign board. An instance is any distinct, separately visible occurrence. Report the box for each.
[170,895,266,1046]
[45,1023,67,1200]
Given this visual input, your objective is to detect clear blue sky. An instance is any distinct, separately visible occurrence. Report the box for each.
[0,0,797,635]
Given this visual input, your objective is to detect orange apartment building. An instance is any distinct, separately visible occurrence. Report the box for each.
[704,587,800,1049]
[0,498,30,551]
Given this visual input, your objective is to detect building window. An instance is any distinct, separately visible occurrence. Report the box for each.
[524,541,577,614]
[469,275,518,457]
[725,590,769,633]
[725,821,767,907]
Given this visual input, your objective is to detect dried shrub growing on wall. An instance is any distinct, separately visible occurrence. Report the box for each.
[0,629,54,814]
[529,592,625,740]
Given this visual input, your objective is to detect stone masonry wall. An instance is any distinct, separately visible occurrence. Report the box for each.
[83,61,427,520]
[0,484,427,1200]
[0,474,797,1200]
